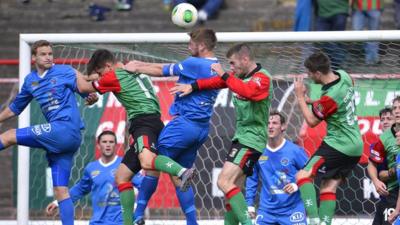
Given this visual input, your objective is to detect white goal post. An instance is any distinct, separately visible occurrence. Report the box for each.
[18,30,400,225]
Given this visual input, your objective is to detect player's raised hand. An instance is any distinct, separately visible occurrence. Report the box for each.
[170,83,193,97]
[85,93,99,105]
[372,179,389,196]
[283,183,298,194]
[294,75,307,99]
[45,201,59,216]
[388,209,399,224]
[211,63,225,76]
[247,206,256,219]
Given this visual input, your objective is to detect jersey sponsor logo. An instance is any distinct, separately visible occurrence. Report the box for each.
[32,125,42,136]
[91,170,100,178]
[40,124,51,133]
[280,157,289,166]
[290,211,305,223]
[31,81,39,89]
[318,165,327,174]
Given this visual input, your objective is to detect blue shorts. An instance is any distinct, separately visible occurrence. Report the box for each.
[255,202,307,225]
[157,116,209,168]
[16,121,82,186]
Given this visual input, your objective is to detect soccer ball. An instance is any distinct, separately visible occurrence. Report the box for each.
[171,3,198,28]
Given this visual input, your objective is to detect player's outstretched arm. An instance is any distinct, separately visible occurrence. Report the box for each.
[0,107,16,123]
[170,83,193,97]
[75,69,97,94]
[124,60,165,77]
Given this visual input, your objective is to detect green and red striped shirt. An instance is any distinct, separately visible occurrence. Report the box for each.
[354,0,382,11]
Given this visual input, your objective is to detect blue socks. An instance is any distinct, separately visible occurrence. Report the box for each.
[0,139,5,151]
[59,197,74,225]
[134,175,159,221]
[176,186,198,225]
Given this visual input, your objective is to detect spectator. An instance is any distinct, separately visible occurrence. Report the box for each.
[315,0,349,69]
[352,0,382,65]
[173,0,224,23]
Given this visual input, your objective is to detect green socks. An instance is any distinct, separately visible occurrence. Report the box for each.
[118,183,135,225]
[153,155,186,176]
[226,187,252,225]
[298,178,319,219]
[224,204,239,225]
[319,192,336,225]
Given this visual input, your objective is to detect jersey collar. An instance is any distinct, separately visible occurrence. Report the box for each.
[322,70,341,91]
[99,155,118,167]
[242,63,262,80]
[266,139,286,152]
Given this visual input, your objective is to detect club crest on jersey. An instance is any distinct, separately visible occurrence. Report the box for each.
[50,78,57,85]
[280,157,289,166]
[251,77,261,86]
[41,124,52,133]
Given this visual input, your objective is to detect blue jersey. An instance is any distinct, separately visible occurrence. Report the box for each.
[163,57,219,122]
[70,156,143,225]
[9,65,84,129]
[246,139,308,213]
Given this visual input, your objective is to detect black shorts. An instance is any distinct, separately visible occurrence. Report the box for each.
[372,187,398,225]
[122,113,164,174]
[303,141,360,180]
[225,141,262,176]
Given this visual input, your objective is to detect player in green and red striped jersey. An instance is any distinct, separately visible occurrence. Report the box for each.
[294,51,363,225]
[77,49,195,225]
[171,43,273,225]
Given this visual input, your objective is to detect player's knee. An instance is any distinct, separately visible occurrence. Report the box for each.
[115,167,131,185]
[139,148,156,169]
[296,169,309,181]
[53,186,69,201]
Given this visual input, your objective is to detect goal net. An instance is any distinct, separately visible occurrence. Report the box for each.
[17,31,400,225]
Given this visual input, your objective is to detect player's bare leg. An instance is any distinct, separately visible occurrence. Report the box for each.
[218,162,252,225]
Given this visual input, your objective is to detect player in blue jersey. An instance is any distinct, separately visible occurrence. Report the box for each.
[124,27,219,225]
[46,130,144,225]
[0,40,97,225]
[245,110,308,225]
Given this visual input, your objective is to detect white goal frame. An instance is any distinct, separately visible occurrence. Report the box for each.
[18,30,400,225]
